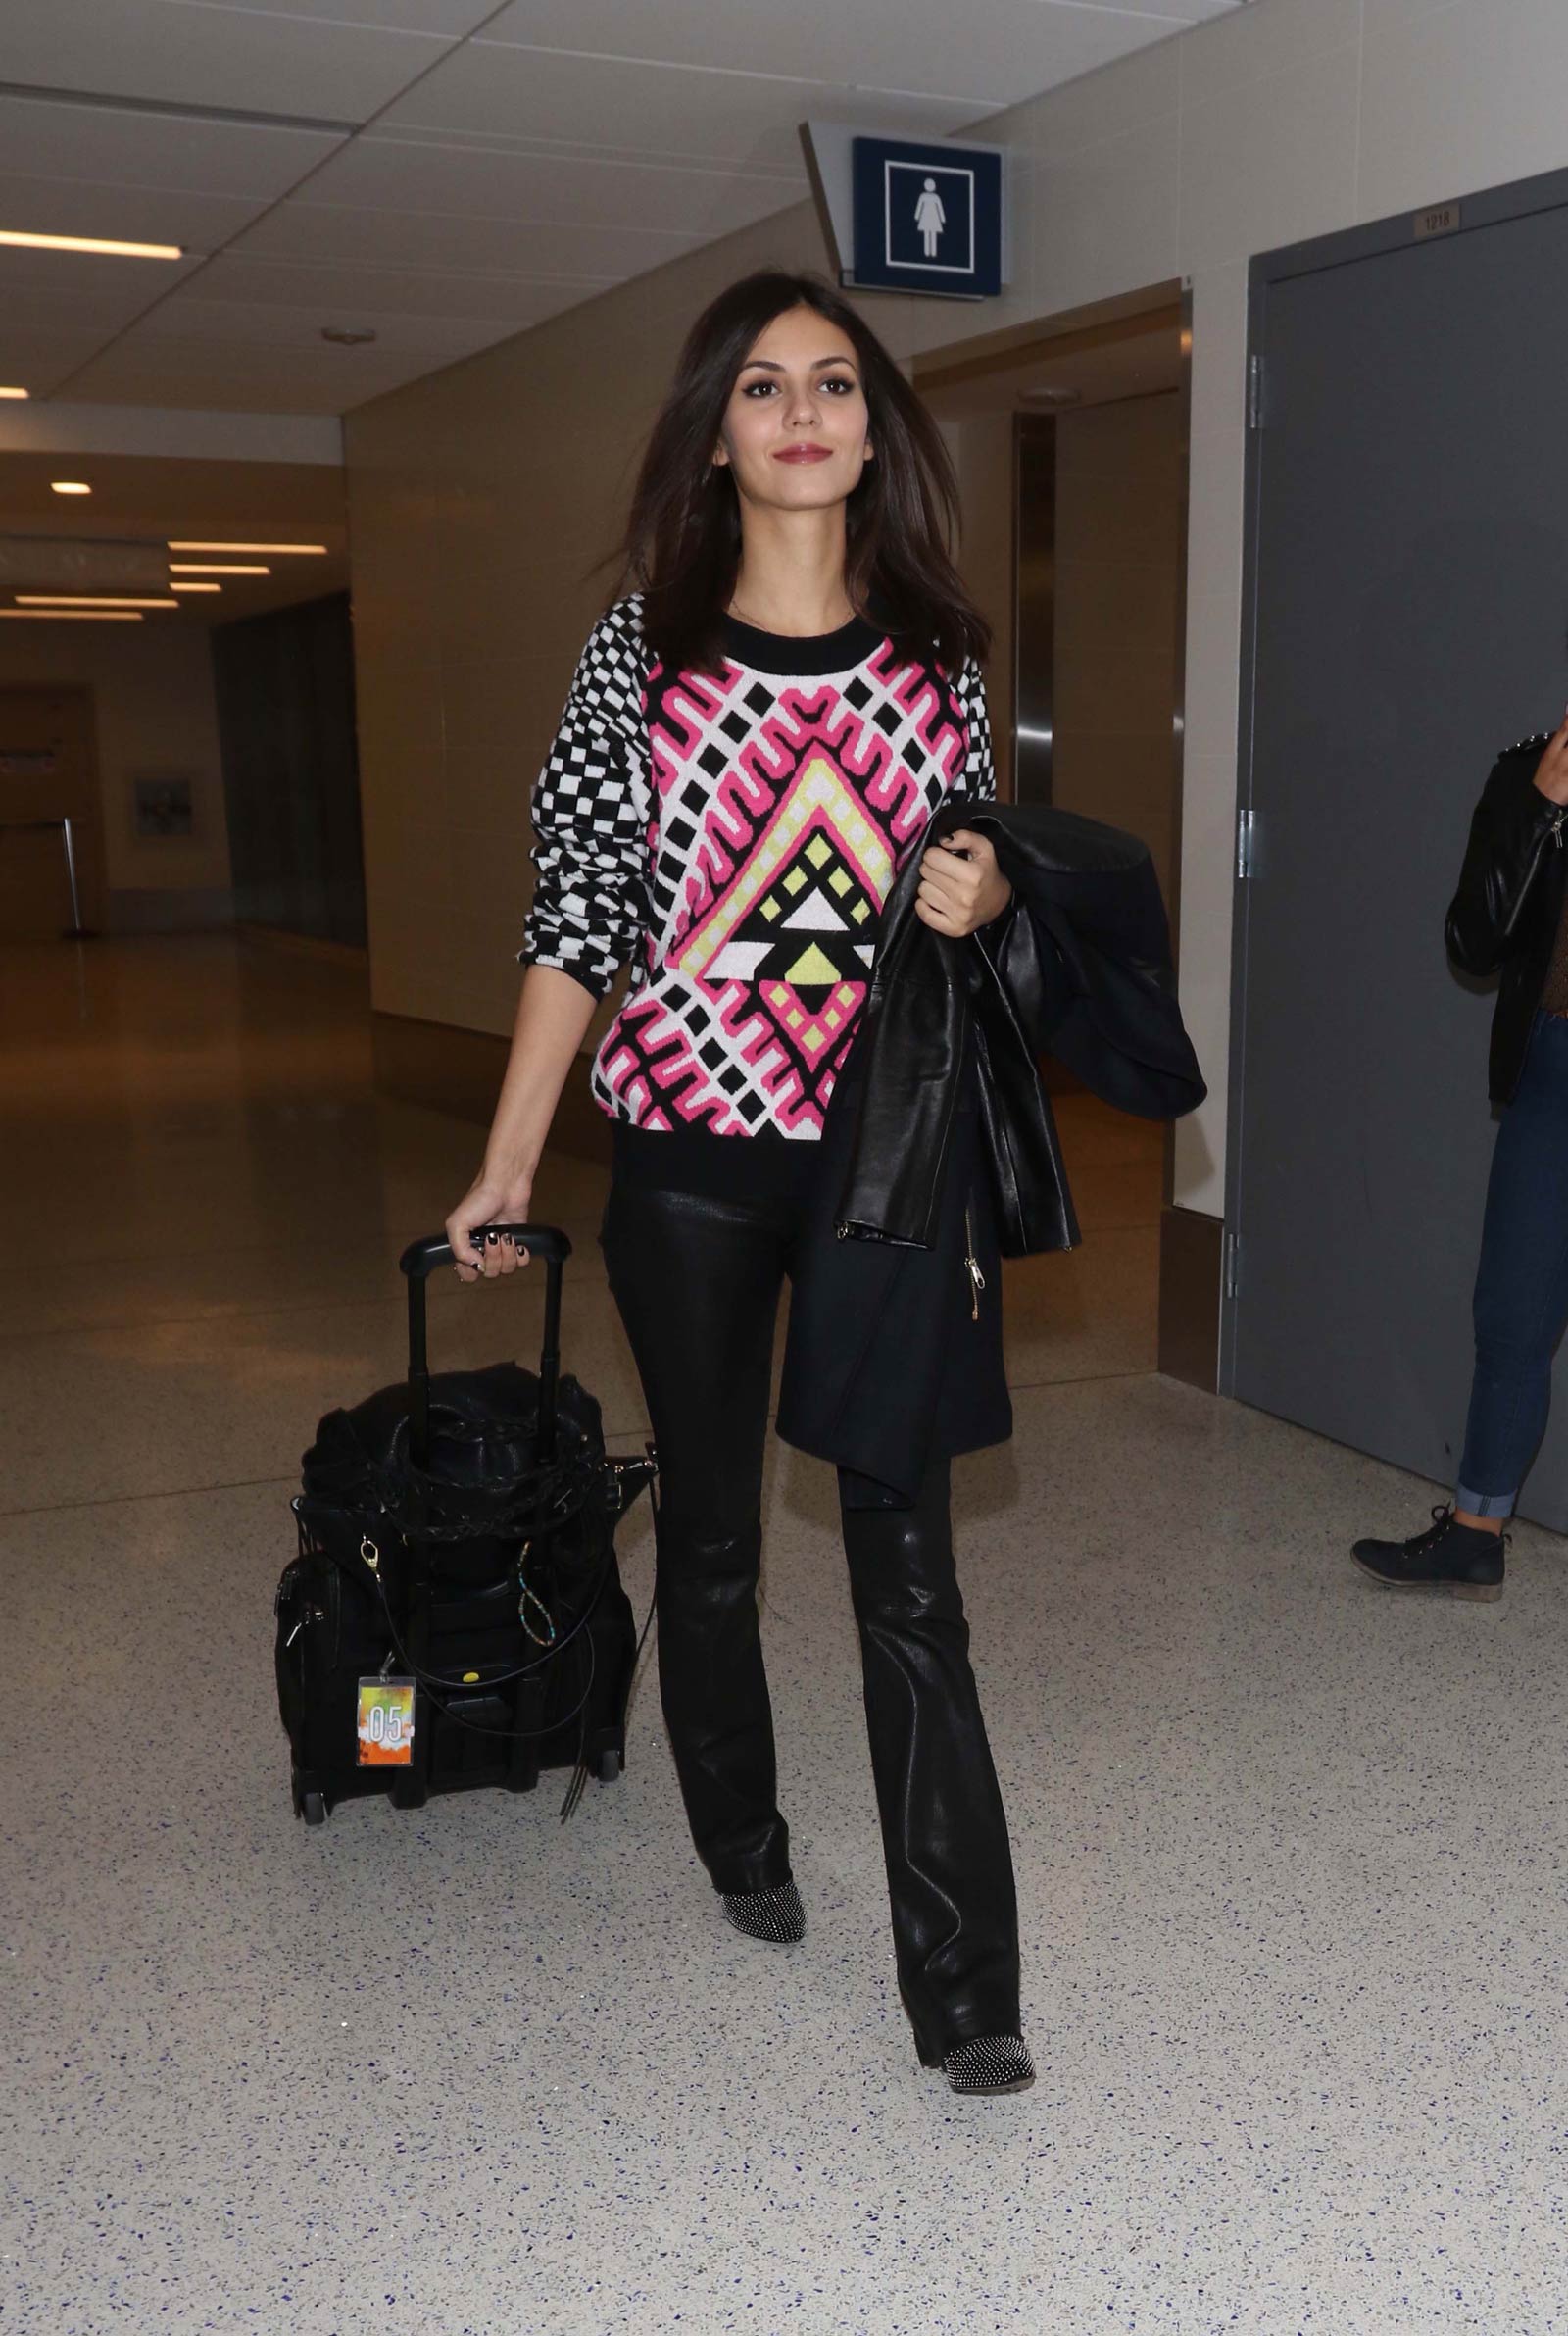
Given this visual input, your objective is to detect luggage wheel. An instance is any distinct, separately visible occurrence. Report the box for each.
[300,1791,327,1827]
[596,1748,624,1783]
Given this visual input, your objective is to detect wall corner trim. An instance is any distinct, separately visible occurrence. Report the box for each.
[1158,1203,1224,1393]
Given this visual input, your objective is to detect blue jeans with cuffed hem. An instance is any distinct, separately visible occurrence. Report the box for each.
[1455,1012,1568,1517]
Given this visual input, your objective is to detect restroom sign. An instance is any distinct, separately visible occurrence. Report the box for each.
[849,136,1004,299]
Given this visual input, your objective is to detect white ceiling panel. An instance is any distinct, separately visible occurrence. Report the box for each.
[0,173,268,253]
[0,246,205,314]
[250,133,808,242]
[48,361,355,414]
[247,134,806,241]
[0,290,180,357]
[188,240,673,312]
[108,295,527,364]
[0,1,454,126]
[225,203,710,282]
[0,247,210,394]
[476,0,1192,110]
[378,44,986,172]
[60,338,540,413]
[189,0,507,30]
[0,93,341,201]
[0,330,118,390]
[0,0,1250,413]
[0,323,110,363]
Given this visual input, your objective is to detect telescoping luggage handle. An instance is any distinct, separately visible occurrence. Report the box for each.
[399,1224,572,1470]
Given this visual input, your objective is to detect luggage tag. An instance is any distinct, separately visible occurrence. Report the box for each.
[357,1675,416,1765]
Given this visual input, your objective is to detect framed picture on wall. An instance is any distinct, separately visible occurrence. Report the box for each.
[133,774,195,838]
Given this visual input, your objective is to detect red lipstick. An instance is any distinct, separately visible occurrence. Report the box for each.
[773,444,834,464]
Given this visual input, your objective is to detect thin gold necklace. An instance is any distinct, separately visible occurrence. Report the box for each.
[728,596,856,635]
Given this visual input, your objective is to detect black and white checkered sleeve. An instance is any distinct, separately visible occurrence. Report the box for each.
[520,600,652,1001]
[956,657,998,804]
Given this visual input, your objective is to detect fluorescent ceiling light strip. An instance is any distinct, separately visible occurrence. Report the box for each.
[51,481,92,494]
[0,227,183,260]
[168,540,326,555]
[0,609,142,621]
[0,386,28,399]
[170,581,220,593]
[19,594,178,608]
[169,562,269,574]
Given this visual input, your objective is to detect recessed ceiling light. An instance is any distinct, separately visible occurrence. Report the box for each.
[1018,385,1081,408]
[0,228,182,260]
[0,386,28,400]
[169,562,269,575]
[320,325,376,346]
[167,540,327,555]
[0,608,142,621]
[169,581,221,593]
[51,479,92,495]
[18,594,178,609]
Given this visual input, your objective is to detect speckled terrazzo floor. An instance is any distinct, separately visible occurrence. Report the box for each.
[4,937,1565,2336]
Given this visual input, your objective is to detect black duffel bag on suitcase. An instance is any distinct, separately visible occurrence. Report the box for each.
[274,1222,654,1827]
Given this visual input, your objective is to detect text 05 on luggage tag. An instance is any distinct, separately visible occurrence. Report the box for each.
[357,1677,416,1765]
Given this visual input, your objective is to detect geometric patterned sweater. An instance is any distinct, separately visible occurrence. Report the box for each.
[521,595,996,1141]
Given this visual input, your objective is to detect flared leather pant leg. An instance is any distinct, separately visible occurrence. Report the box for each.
[602,1180,792,1895]
[839,1462,1021,2045]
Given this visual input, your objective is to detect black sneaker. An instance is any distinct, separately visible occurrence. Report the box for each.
[1351,1504,1506,1602]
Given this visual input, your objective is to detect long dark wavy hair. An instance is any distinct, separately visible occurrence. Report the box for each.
[621,271,989,678]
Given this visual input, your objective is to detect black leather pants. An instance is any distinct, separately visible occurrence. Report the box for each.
[602,1170,1021,2046]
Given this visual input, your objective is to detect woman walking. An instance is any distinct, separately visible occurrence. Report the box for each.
[447,272,1032,2094]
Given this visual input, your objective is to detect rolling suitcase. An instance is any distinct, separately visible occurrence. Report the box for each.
[274,1222,654,1826]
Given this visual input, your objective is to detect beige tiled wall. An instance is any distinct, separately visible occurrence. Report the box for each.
[346,0,1568,1214]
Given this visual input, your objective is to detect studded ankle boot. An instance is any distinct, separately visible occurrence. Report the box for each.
[721,1880,806,1944]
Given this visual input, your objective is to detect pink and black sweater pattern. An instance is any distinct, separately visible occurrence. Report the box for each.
[521,595,995,1140]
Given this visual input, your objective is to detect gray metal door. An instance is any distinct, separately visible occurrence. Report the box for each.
[1227,174,1568,1531]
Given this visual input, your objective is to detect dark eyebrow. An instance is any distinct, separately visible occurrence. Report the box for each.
[739,355,859,373]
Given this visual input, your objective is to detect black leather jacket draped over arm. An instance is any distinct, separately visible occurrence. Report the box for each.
[835,801,1205,1256]
[1445,736,1568,1102]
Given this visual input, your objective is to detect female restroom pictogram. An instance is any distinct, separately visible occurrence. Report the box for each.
[914,178,947,259]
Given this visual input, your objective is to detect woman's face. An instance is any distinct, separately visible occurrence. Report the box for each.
[713,305,872,514]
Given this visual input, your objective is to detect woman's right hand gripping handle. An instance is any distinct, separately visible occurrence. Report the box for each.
[445,963,600,1285]
[446,1168,535,1284]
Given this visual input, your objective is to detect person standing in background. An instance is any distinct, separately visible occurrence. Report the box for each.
[1354,709,1568,1596]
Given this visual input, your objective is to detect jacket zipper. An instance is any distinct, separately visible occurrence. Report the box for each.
[1504,806,1568,942]
[963,1205,986,1321]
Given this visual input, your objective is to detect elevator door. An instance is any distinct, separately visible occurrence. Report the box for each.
[1227,182,1568,1531]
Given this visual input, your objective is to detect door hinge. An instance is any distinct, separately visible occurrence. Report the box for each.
[1248,353,1265,431]
[1224,1231,1242,1302]
[1236,806,1255,879]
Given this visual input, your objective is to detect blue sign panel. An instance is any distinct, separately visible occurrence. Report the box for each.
[849,136,1004,300]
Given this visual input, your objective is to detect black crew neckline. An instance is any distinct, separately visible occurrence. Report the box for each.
[720,610,885,676]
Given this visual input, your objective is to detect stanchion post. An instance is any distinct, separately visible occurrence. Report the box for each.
[59,816,93,939]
